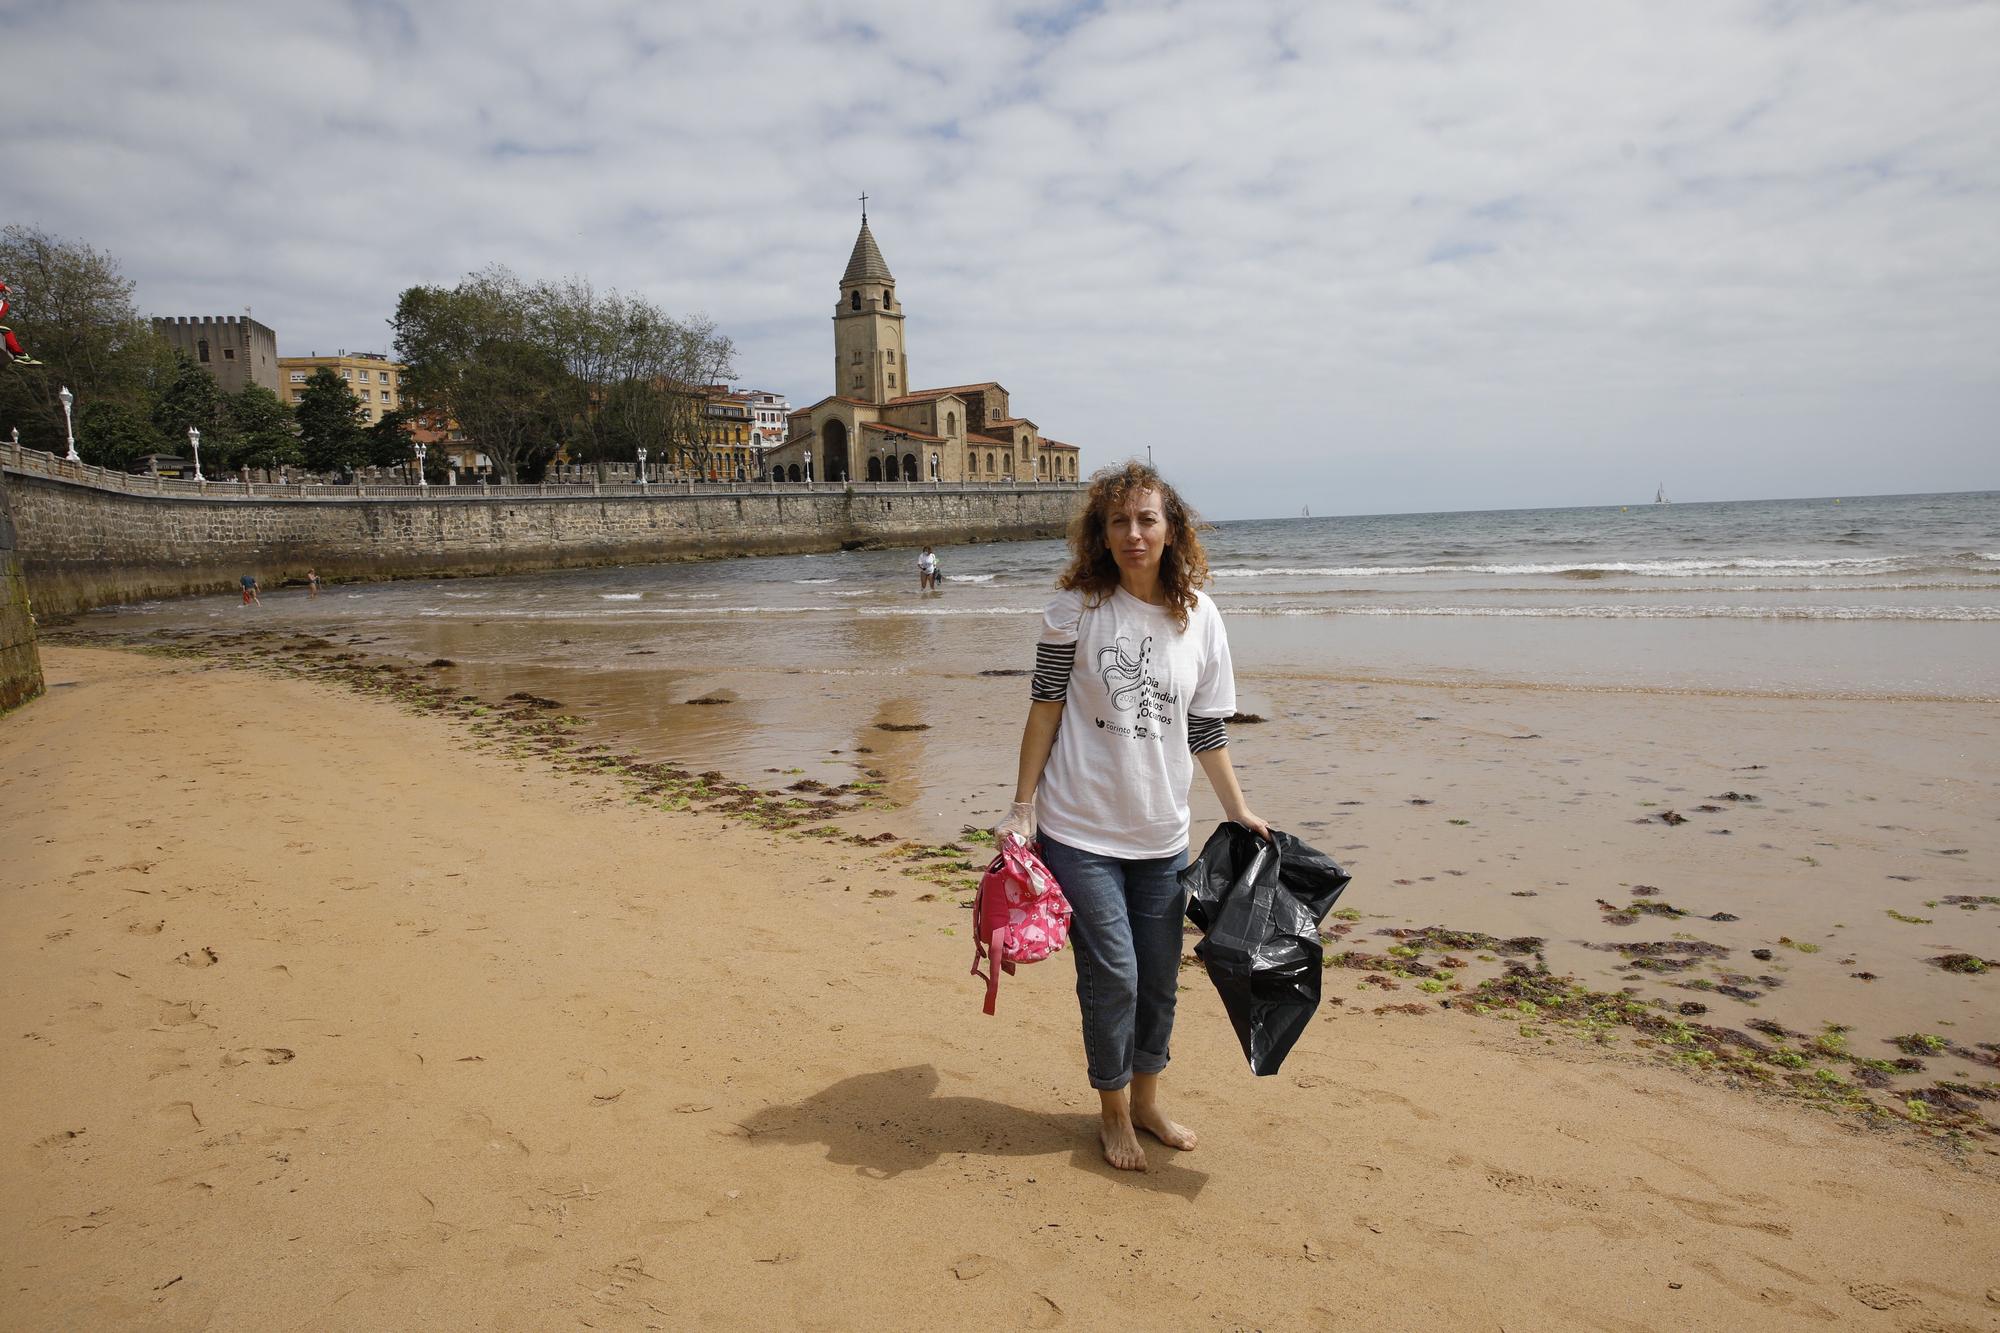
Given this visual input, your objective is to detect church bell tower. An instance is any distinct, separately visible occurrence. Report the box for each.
[833,203,907,405]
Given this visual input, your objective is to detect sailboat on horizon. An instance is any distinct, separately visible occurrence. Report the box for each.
[1300,504,1311,518]
[1654,483,1670,505]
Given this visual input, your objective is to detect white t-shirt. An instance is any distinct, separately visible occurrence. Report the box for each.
[1033,585,1236,858]
[919,551,938,574]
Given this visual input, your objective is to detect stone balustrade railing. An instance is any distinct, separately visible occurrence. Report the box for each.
[0,440,1081,501]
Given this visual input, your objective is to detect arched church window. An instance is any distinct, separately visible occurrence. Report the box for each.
[1004,452,1012,474]
[198,339,210,363]
[902,453,917,480]
[987,452,996,473]
[884,289,892,306]
[867,456,882,481]
[967,452,978,474]
[945,412,956,435]
[850,291,860,311]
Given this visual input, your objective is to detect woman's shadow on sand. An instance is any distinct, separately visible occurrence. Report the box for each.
[740,1065,1208,1196]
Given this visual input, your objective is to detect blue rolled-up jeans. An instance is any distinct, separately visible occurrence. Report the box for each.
[1037,835,1191,1091]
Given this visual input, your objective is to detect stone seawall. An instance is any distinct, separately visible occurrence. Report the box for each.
[4,468,1081,618]
[1,470,45,711]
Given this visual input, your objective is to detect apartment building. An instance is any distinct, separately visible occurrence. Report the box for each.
[275,351,405,423]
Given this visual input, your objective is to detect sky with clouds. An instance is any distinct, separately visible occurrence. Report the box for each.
[4,0,1995,518]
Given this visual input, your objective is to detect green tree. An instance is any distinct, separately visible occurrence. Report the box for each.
[457,338,564,482]
[394,268,737,484]
[0,225,174,455]
[150,349,233,461]
[227,383,300,472]
[295,368,368,475]
[75,399,164,470]
[393,270,566,482]
[366,408,419,469]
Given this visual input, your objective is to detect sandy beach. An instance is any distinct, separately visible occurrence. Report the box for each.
[3,643,1998,1331]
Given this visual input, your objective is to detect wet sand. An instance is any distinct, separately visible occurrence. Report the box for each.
[58,606,2000,1106]
[3,645,1999,1330]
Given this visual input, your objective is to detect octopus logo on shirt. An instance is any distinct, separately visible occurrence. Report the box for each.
[1097,635,1179,739]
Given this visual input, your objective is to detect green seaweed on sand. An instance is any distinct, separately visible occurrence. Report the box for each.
[1929,954,1993,975]
[1453,961,1994,1137]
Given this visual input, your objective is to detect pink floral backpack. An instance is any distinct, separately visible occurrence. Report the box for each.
[970,833,1073,1015]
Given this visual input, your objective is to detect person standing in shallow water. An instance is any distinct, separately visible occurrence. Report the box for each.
[918,545,938,592]
[996,460,1267,1172]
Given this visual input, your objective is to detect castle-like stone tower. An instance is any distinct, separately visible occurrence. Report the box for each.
[832,215,908,405]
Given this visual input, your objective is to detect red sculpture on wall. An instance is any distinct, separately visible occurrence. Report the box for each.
[0,280,41,366]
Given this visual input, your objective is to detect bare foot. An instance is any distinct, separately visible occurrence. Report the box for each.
[1099,1114,1148,1171]
[1132,1103,1198,1151]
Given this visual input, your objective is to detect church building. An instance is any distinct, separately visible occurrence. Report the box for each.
[761,214,1081,485]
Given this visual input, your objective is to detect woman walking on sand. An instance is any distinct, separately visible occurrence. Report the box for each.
[995,460,1266,1172]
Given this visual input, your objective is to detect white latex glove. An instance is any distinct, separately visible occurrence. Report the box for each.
[993,800,1037,845]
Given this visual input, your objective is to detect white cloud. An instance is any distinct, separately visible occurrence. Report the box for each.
[3,0,1993,516]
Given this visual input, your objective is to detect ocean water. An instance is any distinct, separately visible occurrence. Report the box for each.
[83,489,2000,699]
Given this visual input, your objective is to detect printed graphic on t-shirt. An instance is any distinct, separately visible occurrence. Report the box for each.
[1094,634,1179,742]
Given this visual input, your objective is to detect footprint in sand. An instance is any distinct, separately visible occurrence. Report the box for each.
[1844,1283,1921,1312]
[155,1001,211,1029]
[153,1101,203,1131]
[174,947,219,968]
[128,919,165,935]
[1487,1168,1605,1212]
[452,1111,529,1157]
[221,1047,295,1068]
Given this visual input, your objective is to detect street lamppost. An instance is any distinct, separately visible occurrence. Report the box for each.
[414,441,427,488]
[805,448,812,484]
[187,425,205,481]
[58,386,79,461]
[636,447,648,487]
[931,451,939,487]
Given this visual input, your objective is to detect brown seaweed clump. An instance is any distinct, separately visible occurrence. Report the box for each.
[1376,926,1544,957]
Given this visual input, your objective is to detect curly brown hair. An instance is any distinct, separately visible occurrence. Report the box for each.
[1057,460,1211,631]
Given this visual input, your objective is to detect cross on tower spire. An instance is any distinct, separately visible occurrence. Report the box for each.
[859,191,868,222]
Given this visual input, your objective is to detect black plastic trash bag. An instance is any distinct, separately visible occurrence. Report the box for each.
[1180,822,1352,1076]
